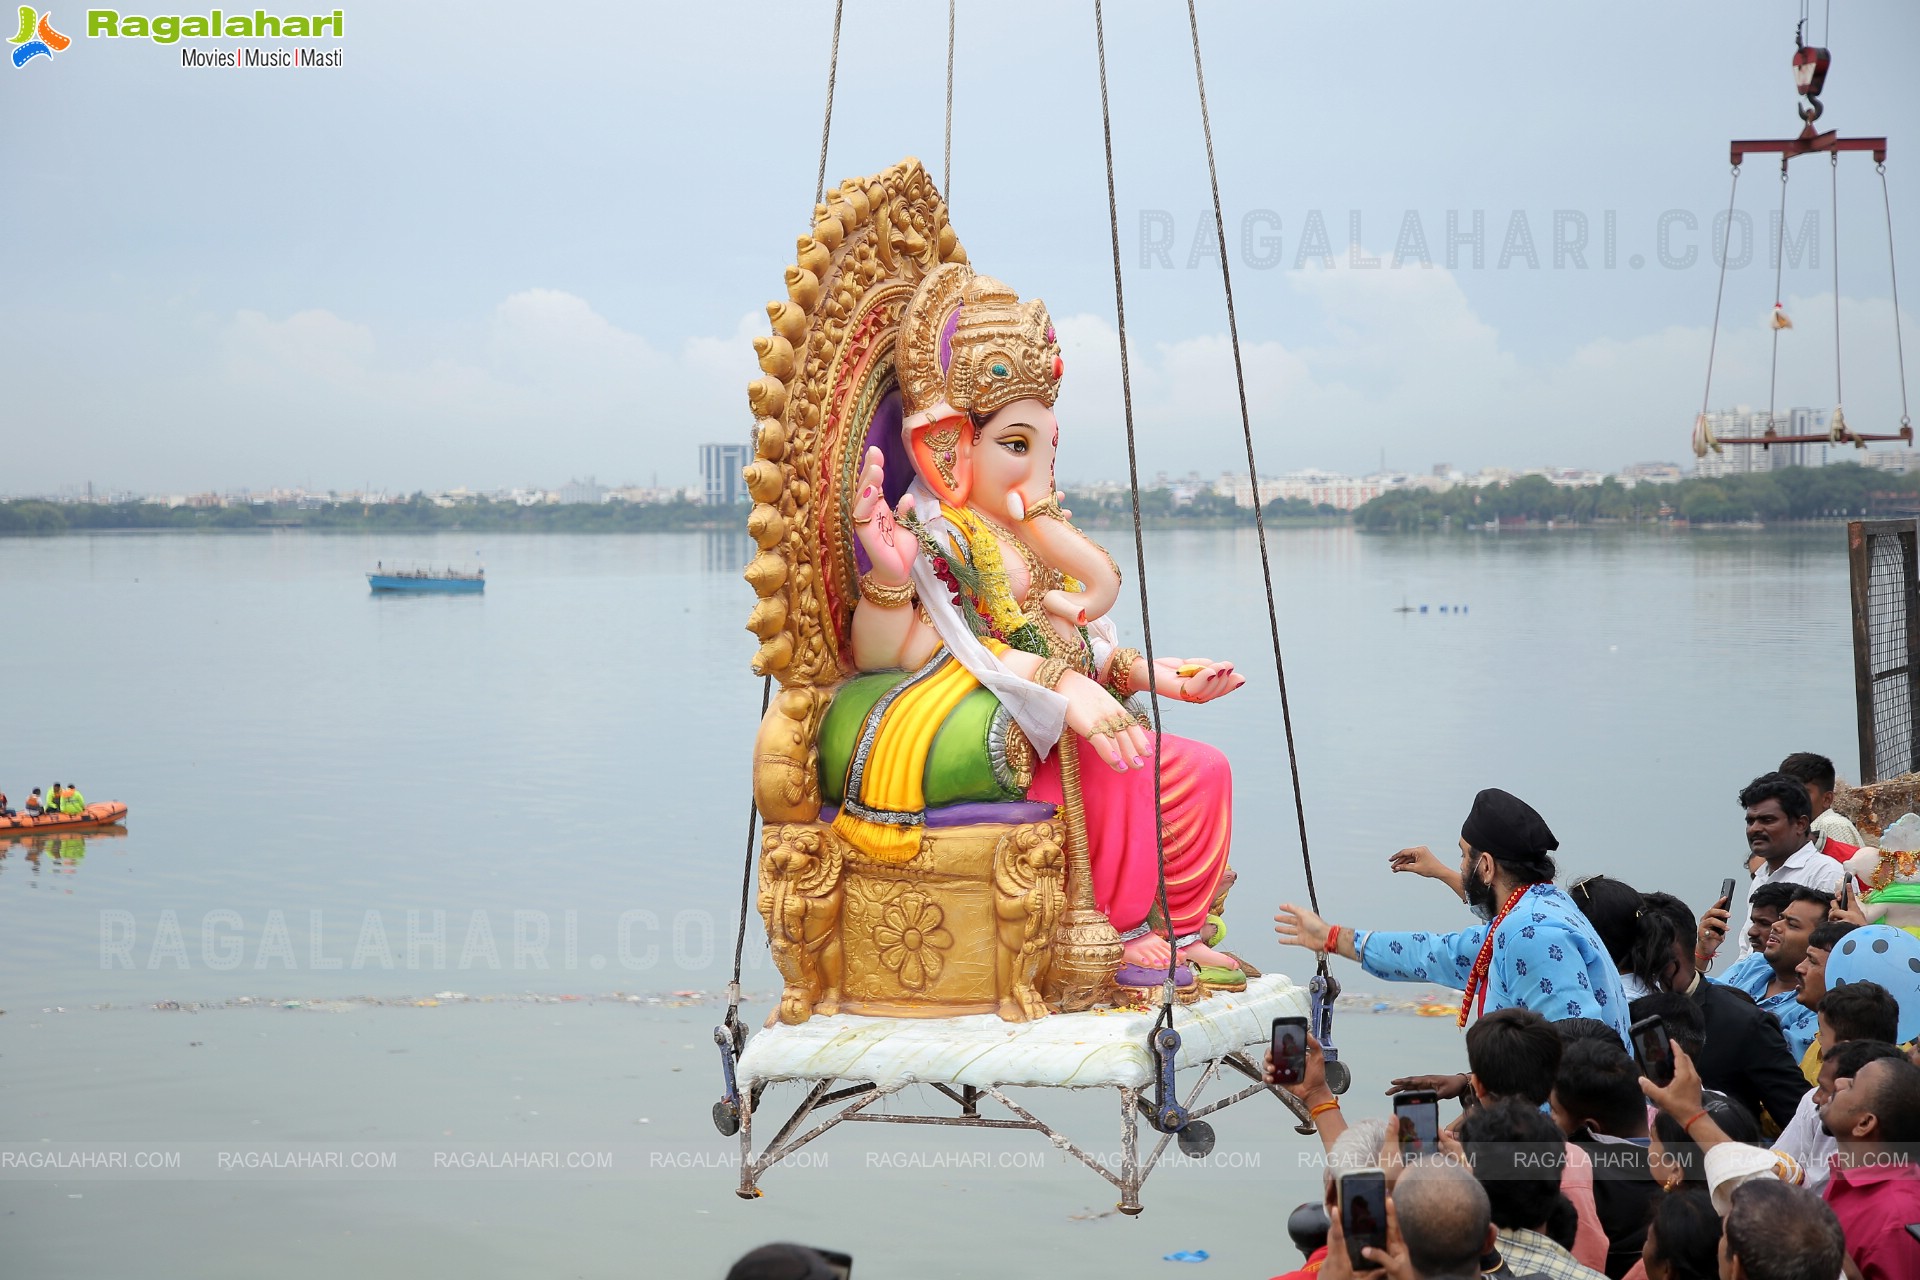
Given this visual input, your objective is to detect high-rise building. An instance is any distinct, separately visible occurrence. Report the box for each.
[700,442,756,505]
[557,476,605,504]
[1694,407,1829,477]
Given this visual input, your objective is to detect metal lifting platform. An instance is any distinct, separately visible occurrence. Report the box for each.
[728,973,1318,1214]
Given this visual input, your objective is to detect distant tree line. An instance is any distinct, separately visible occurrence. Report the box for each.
[6,464,1914,536]
[0,489,1342,535]
[1062,487,1340,523]
[0,495,737,535]
[1349,462,1920,531]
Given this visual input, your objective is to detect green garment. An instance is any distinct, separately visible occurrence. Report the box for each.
[1866,882,1920,904]
[60,790,84,815]
[817,668,1027,809]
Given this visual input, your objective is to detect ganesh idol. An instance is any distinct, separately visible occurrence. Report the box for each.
[743,160,1250,1024]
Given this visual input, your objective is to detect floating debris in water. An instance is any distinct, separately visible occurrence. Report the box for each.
[91,988,784,1014]
[47,986,1470,1019]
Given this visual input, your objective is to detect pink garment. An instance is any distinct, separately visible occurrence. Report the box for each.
[1029,731,1232,937]
[1562,1140,1611,1274]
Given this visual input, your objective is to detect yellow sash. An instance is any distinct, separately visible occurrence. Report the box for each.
[832,644,1004,864]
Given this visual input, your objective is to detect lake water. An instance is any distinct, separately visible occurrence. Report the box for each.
[0,526,1860,1278]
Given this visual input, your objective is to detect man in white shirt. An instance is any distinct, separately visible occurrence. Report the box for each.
[1780,751,1866,848]
[1731,773,1845,960]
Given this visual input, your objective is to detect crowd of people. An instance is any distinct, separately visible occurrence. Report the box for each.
[0,782,86,820]
[1265,752,1920,1280]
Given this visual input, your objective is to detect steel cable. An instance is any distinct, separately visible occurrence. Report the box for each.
[728,0,848,1022]
[1093,0,1178,1023]
[1184,0,1325,974]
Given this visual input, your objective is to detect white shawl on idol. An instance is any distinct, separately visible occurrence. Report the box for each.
[902,478,1118,762]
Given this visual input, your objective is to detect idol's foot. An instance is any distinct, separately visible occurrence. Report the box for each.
[1121,933,1173,970]
[1179,940,1241,971]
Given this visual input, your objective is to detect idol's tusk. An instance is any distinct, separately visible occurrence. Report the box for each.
[1007,491,1026,522]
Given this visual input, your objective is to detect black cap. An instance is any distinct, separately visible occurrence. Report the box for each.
[726,1244,842,1280]
[1461,787,1559,869]
[1288,1201,1331,1254]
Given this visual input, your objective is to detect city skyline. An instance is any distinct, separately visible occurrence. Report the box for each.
[6,2,1916,494]
[16,397,1901,511]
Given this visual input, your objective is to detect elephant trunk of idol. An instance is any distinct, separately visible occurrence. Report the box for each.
[1009,501,1121,628]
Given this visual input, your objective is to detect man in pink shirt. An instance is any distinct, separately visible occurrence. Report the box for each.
[1818,1054,1920,1280]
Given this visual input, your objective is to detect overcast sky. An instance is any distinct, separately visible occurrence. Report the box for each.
[4,0,1918,495]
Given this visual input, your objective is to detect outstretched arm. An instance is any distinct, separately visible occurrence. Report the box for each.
[1387,846,1465,900]
[1265,1034,1348,1152]
[1098,648,1245,705]
[1640,1042,1801,1193]
[1273,903,1360,962]
[1279,905,1482,994]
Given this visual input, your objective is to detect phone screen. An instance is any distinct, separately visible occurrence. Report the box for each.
[1630,1015,1674,1088]
[1271,1017,1308,1085]
[1339,1168,1388,1266]
[1393,1090,1440,1153]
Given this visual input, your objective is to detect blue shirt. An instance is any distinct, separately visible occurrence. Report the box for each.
[1357,883,1632,1043]
[1714,951,1820,1061]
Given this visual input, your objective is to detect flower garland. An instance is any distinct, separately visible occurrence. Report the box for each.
[943,505,1033,642]
[1459,883,1536,1028]
[898,506,1055,658]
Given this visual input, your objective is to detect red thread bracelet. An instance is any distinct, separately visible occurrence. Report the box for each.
[1324,925,1341,955]
[1681,1110,1710,1133]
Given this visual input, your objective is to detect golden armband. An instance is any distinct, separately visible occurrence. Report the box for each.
[1034,656,1073,691]
[858,575,915,609]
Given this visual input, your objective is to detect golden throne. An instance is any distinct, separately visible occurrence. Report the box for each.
[741,160,1121,1026]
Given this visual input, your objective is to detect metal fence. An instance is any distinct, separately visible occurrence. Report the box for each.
[1850,520,1920,782]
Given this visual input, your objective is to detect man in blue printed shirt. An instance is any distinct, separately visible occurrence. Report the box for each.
[1274,788,1632,1044]
[1712,884,1828,1061]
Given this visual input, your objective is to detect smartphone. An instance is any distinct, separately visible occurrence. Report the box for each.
[1838,880,1853,912]
[1630,1015,1675,1088]
[1718,877,1737,909]
[1393,1089,1440,1154]
[1271,1016,1309,1085]
[1338,1168,1388,1267]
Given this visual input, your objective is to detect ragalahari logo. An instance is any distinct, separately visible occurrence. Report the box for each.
[10,7,71,66]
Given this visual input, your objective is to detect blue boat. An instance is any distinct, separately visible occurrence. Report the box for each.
[367,564,485,594]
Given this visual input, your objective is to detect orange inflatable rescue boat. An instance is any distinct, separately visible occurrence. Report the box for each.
[0,802,129,835]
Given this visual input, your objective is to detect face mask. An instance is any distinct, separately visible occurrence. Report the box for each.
[1464,857,1498,922]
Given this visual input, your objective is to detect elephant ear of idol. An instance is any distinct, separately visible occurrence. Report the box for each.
[743,159,968,822]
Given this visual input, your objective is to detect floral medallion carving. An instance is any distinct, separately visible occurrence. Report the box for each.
[871,891,954,991]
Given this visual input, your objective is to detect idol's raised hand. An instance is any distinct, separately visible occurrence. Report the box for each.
[850,445,917,586]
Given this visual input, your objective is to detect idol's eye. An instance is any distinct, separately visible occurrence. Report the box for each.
[1001,437,1029,455]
